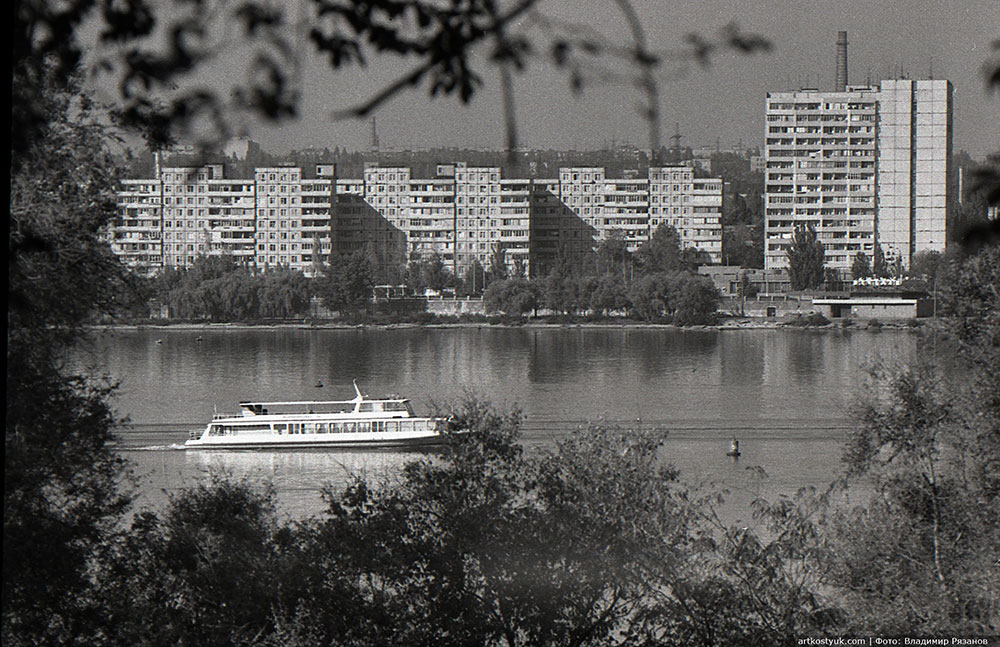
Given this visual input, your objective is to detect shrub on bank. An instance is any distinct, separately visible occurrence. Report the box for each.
[786,312,831,327]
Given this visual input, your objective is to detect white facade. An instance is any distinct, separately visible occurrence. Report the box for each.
[876,80,953,268]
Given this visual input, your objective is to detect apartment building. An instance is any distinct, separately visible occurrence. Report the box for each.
[113,162,723,279]
[114,179,163,274]
[764,79,953,275]
[764,87,880,273]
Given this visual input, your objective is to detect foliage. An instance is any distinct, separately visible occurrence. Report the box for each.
[483,278,538,316]
[829,360,1000,633]
[407,253,455,293]
[459,259,488,296]
[907,250,943,283]
[786,224,825,290]
[628,273,671,319]
[722,223,764,269]
[634,224,684,274]
[589,274,629,316]
[595,231,632,279]
[90,476,304,647]
[14,0,769,155]
[154,256,313,320]
[317,250,375,313]
[627,272,719,324]
[871,244,888,279]
[6,70,132,644]
[851,252,871,280]
[78,398,848,646]
[488,242,509,284]
[820,245,1000,635]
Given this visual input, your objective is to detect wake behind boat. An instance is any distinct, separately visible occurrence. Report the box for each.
[185,382,451,450]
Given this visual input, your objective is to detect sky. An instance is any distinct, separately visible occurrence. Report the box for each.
[95,0,1000,159]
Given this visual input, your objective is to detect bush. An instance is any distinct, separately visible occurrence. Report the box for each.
[867,318,883,331]
[806,312,830,326]
[786,312,829,327]
[840,317,853,329]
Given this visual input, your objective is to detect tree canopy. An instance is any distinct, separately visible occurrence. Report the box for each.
[786,224,825,290]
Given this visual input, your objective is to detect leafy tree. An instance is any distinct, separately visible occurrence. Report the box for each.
[786,224,825,290]
[259,268,311,319]
[589,274,629,316]
[668,273,720,325]
[722,223,764,268]
[818,245,1000,635]
[872,243,889,278]
[635,224,684,274]
[628,273,672,320]
[92,477,306,647]
[487,242,509,284]
[6,69,132,644]
[851,252,872,280]
[407,253,454,293]
[483,278,538,316]
[595,231,631,281]
[460,259,487,296]
[510,255,527,279]
[317,250,375,313]
[543,253,582,314]
[908,250,943,283]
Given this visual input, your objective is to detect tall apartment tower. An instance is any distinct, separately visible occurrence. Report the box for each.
[876,79,953,268]
[764,87,880,272]
[764,34,953,275]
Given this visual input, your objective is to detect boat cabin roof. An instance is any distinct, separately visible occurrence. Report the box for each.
[234,396,415,417]
[239,398,409,407]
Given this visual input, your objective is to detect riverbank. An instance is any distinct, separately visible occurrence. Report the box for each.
[95,314,932,332]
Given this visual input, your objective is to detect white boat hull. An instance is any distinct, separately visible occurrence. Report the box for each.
[184,429,446,450]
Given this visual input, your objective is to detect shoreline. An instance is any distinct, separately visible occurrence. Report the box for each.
[91,318,930,333]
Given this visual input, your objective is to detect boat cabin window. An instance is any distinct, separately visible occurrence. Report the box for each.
[358,402,375,413]
[384,401,410,413]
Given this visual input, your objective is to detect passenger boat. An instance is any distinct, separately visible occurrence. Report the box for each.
[185,382,451,449]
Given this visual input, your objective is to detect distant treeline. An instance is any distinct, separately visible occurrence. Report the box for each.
[114,225,722,325]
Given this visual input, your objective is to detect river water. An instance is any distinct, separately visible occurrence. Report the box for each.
[76,326,921,521]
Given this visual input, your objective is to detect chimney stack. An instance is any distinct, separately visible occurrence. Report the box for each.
[835,31,848,91]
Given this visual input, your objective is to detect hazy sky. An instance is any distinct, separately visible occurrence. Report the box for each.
[103,0,1000,158]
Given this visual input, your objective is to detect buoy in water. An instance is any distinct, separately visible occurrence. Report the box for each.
[727,438,741,458]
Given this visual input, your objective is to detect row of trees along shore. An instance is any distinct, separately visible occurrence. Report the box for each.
[9,2,1000,645]
[114,224,722,325]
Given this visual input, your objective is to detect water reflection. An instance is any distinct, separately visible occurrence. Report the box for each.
[81,326,921,518]
[188,448,426,490]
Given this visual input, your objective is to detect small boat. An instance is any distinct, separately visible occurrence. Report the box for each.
[727,438,742,458]
[185,381,454,450]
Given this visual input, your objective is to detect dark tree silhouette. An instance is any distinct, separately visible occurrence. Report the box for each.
[786,224,825,290]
